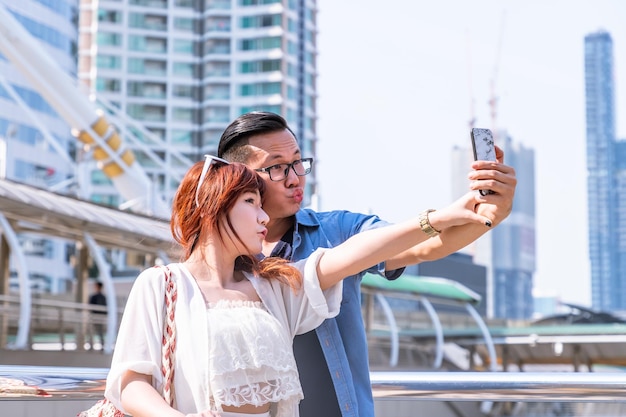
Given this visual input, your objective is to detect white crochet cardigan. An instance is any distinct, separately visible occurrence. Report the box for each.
[105,248,342,416]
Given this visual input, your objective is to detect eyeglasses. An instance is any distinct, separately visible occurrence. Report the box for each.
[255,158,313,182]
[195,154,230,207]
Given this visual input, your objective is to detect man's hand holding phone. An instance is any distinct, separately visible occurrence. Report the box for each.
[470,128,497,196]
[468,127,517,227]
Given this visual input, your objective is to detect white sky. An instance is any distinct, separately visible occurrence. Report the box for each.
[315,0,626,307]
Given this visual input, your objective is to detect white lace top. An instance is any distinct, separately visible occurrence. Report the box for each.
[207,300,302,413]
[105,248,342,417]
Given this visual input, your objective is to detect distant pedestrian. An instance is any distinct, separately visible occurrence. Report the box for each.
[88,281,107,350]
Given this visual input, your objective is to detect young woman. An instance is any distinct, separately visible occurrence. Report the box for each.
[104,156,492,417]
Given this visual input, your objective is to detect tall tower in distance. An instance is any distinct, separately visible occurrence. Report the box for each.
[584,30,626,312]
[78,0,319,208]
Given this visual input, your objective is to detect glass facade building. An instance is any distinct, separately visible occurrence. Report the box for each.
[584,30,626,312]
[78,0,319,208]
[0,0,78,293]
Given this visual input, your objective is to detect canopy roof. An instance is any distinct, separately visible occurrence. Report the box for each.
[362,272,482,305]
[0,178,178,257]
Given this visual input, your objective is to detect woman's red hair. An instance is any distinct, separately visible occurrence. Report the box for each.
[171,161,301,290]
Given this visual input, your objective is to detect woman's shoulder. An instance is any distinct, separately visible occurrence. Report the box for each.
[134,263,187,287]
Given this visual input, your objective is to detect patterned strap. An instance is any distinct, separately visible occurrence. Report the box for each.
[160,265,177,407]
[77,265,178,417]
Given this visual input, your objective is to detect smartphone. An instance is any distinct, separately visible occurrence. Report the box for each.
[470,128,496,196]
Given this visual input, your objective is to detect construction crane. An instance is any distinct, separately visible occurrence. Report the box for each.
[489,11,507,143]
[465,11,506,143]
[465,29,477,131]
[0,4,170,218]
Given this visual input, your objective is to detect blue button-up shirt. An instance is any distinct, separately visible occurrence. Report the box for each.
[287,208,403,417]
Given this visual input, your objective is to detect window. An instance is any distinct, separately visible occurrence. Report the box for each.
[96,55,121,69]
[287,40,297,54]
[173,62,195,76]
[127,104,166,122]
[97,32,121,46]
[171,130,193,145]
[13,160,57,187]
[174,17,196,32]
[20,238,54,258]
[91,194,120,206]
[288,18,296,33]
[203,106,229,123]
[128,59,167,76]
[96,78,121,92]
[240,82,281,96]
[306,94,315,110]
[240,0,280,5]
[205,84,230,99]
[128,82,166,98]
[173,84,194,98]
[129,36,167,53]
[174,39,195,54]
[129,13,167,31]
[173,107,194,122]
[240,105,281,114]
[130,0,167,7]
[98,10,122,23]
[205,61,230,77]
[240,14,280,29]
[287,85,296,100]
[202,129,223,144]
[306,51,315,65]
[175,0,195,7]
[90,169,113,185]
[207,17,231,32]
[207,0,231,9]
[241,36,281,51]
[287,62,296,77]
[206,39,231,54]
[240,59,280,73]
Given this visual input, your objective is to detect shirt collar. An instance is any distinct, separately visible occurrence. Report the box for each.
[294,208,321,228]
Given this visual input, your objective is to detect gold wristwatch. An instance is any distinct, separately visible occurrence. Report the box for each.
[419,209,441,238]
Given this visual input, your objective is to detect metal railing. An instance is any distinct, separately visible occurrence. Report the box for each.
[0,294,123,350]
[1,365,626,402]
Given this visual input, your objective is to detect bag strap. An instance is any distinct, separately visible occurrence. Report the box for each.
[159,265,177,407]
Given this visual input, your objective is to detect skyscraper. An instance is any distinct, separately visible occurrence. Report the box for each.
[78,0,319,209]
[584,30,626,311]
[0,0,78,293]
[452,132,536,319]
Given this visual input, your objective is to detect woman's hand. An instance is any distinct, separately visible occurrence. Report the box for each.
[428,192,492,232]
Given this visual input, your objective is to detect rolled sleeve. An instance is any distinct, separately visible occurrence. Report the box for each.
[301,248,343,319]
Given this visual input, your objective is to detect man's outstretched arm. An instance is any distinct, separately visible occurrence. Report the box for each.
[385,148,516,270]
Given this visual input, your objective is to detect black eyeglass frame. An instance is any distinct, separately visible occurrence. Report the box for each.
[255,158,314,182]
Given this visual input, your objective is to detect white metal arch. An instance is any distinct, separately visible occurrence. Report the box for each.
[0,213,30,349]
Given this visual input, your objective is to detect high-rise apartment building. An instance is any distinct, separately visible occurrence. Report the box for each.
[584,30,626,311]
[451,132,536,319]
[78,0,319,209]
[0,0,78,293]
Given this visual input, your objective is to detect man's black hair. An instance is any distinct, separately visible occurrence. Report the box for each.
[217,112,296,158]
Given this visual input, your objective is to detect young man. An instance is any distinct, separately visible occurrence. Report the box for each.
[218,112,517,417]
